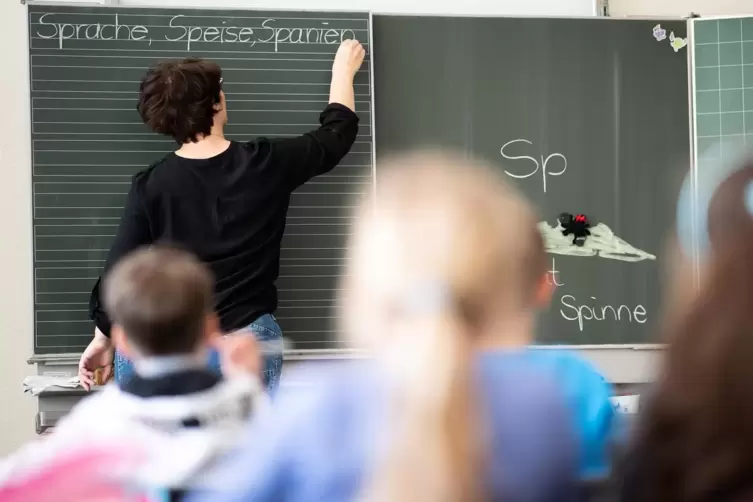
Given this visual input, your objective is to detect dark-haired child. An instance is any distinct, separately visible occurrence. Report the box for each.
[0,246,268,499]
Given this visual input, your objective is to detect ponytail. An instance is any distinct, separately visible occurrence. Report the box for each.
[360,307,485,502]
[347,152,540,502]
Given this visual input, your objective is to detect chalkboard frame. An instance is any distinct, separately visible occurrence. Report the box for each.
[23,3,703,385]
[372,14,697,349]
[26,2,377,355]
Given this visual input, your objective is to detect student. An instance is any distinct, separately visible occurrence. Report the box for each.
[518,349,617,478]
[0,449,146,502]
[188,151,585,502]
[0,246,267,499]
[619,150,753,502]
[79,39,366,391]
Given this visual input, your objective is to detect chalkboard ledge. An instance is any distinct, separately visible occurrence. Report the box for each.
[28,346,664,383]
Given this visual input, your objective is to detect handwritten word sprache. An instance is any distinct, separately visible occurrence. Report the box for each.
[500,139,567,193]
[36,13,357,51]
[559,294,647,331]
[37,13,148,49]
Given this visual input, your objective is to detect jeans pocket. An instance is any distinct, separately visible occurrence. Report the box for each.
[249,314,281,336]
[248,314,284,352]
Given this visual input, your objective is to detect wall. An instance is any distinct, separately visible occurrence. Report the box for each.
[611,0,753,17]
[116,0,596,16]
[0,0,35,455]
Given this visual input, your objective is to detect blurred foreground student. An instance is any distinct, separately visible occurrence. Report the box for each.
[189,152,589,502]
[519,350,617,478]
[620,148,753,502]
[0,246,266,500]
[0,449,146,502]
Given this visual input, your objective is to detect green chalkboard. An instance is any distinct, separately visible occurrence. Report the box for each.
[692,18,753,159]
[373,16,691,345]
[28,5,373,354]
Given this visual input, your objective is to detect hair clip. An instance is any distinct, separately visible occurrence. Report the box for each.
[402,282,453,316]
[677,140,753,260]
[744,181,753,219]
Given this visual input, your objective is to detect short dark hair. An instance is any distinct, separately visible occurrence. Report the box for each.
[103,245,214,356]
[137,58,222,144]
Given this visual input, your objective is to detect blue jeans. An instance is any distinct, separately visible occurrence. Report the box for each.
[114,313,284,394]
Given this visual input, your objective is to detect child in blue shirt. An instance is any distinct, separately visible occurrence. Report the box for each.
[189,153,615,502]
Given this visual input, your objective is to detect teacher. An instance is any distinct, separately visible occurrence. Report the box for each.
[78,39,366,393]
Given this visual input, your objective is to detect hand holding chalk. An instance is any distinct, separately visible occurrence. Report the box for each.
[333,39,365,80]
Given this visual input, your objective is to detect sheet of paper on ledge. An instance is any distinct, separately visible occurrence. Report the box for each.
[23,376,81,396]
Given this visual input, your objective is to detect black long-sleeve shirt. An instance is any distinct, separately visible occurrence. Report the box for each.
[89,103,359,337]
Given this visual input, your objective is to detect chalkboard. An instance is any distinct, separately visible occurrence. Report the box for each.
[373,16,691,345]
[692,18,753,159]
[28,5,373,354]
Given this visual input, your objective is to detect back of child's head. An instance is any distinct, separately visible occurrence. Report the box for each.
[343,150,547,349]
[342,151,546,502]
[638,147,753,502]
[104,245,214,356]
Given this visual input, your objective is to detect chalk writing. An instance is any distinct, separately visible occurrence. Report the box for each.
[166,16,356,51]
[36,13,357,52]
[546,257,564,287]
[164,15,257,49]
[559,294,647,331]
[37,13,149,49]
[500,139,567,193]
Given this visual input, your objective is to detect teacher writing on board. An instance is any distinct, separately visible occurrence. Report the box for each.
[77,39,366,393]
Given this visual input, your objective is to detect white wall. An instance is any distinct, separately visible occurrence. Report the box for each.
[0,0,36,455]
[611,0,753,17]
[117,0,596,16]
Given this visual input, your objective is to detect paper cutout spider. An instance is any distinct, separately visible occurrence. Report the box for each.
[559,212,591,247]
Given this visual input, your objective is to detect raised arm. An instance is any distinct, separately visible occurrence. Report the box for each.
[258,40,366,191]
[328,39,363,113]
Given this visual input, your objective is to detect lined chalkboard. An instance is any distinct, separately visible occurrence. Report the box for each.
[374,16,691,345]
[29,5,372,354]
